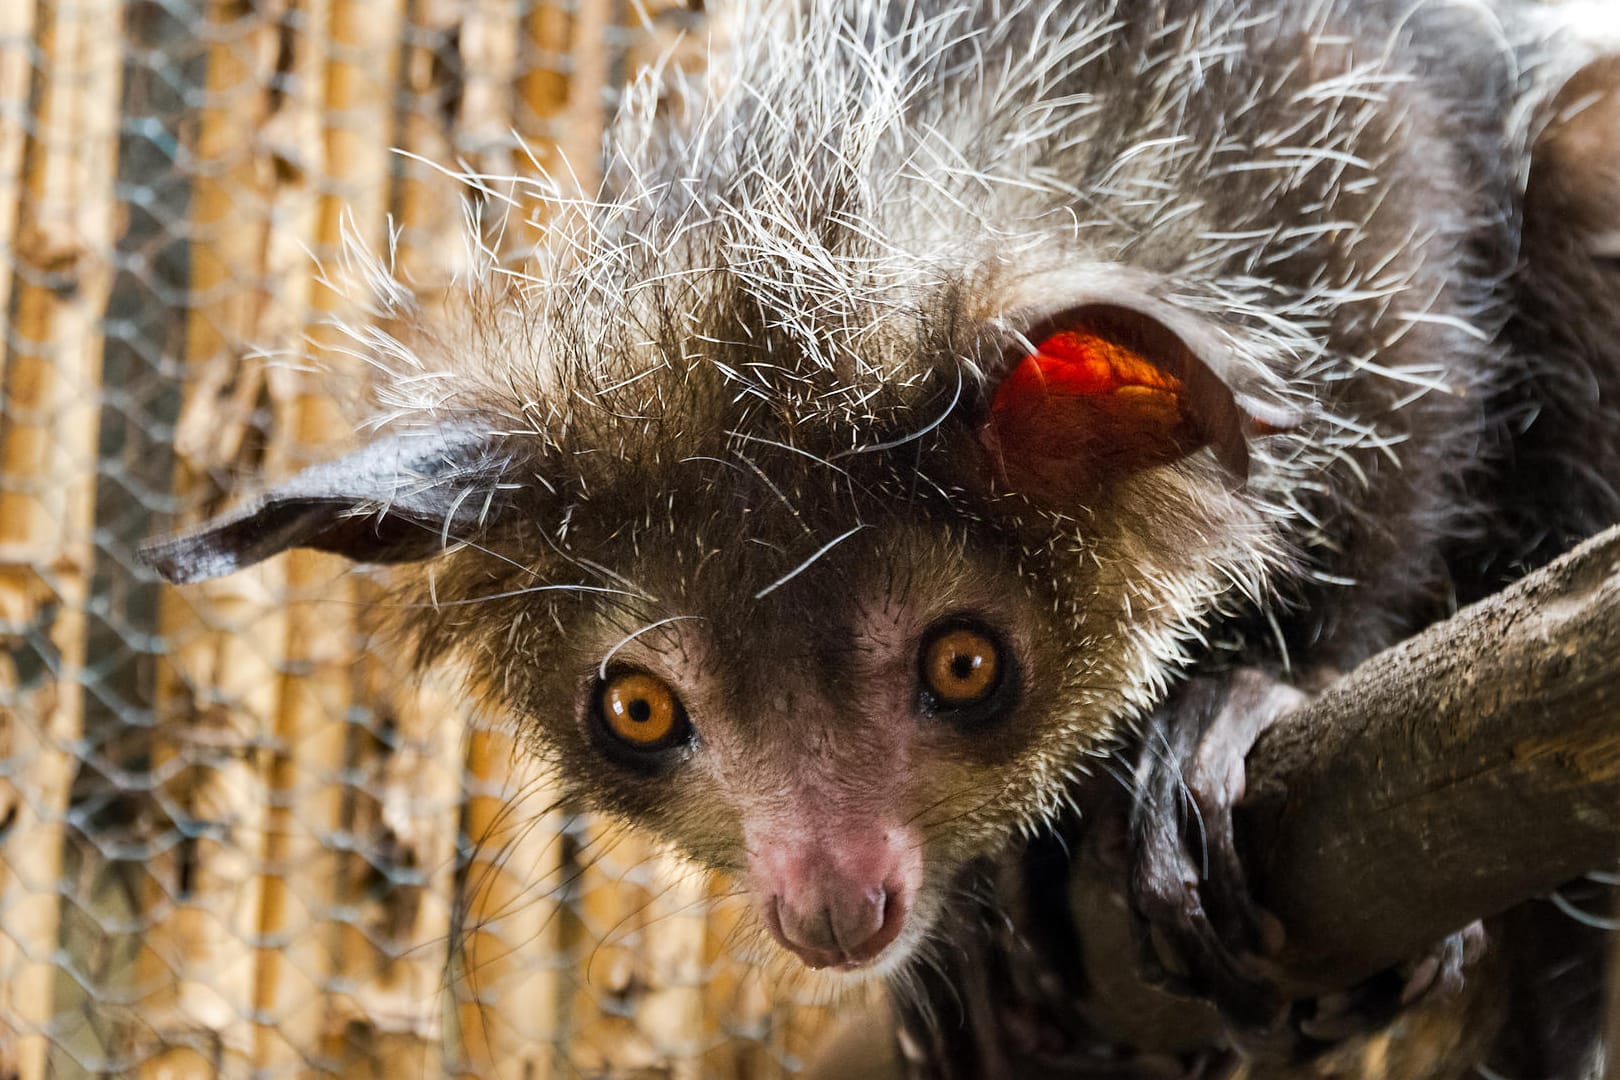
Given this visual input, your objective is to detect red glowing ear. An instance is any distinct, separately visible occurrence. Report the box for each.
[982,304,1255,499]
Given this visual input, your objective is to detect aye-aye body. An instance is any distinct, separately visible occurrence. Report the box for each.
[143,0,1620,1075]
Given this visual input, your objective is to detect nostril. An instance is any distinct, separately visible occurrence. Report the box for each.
[774,894,841,954]
[829,884,887,955]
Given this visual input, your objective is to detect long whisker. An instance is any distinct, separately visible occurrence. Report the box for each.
[829,366,963,460]
[599,615,706,677]
[754,523,869,599]
[397,582,643,609]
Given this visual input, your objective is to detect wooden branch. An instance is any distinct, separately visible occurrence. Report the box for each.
[1240,522,1620,993]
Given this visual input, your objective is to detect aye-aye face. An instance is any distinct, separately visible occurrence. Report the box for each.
[141,283,1286,976]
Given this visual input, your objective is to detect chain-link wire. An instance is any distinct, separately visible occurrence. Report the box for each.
[0,3,840,1075]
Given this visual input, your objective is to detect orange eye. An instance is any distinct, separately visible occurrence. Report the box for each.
[597,671,688,751]
[921,626,1002,708]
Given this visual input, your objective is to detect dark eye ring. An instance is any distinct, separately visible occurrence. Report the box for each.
[917,619,1015,725]
[591,669,693,763]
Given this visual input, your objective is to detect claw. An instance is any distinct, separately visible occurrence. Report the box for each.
[1400,921,1487,1006]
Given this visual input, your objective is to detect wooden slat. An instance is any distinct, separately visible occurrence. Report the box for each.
[562,824,664,1077]
[233,0,334,1060]
[518,0,573,160]
[171,0,339,1068]
[637,852,708,1080]
[393,0,476,289]
[138,0,329,1072]
[329,668,464,1080]
[319,1,496,1070]
[0,19,28,1021]
[535,835,720,1075]
[0,1,123,1076]
[699,885,777,1080]
[556,0,612,194]
[259,0,405,1071]
[419,4,579,1075]
[454,731,564,1080]
[510,0,582,244]
[460,0,522,160]
[0,0,36,394]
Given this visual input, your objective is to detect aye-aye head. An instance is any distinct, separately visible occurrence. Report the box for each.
[137,3,1373,978]
[141,276,1289,976]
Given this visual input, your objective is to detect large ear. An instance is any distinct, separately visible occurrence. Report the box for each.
[140,424,518,584]
[980,302,1281,502]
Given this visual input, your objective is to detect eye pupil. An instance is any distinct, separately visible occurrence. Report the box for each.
[627,698,652,723]
[950,655,977,681]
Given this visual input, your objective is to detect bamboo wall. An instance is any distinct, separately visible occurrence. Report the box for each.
[0,2,839,1075]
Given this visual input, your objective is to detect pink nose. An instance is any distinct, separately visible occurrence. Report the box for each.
[751,828,919,970]
[764,881,905,968]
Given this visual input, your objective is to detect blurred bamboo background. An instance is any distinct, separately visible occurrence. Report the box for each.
[0,2,840,1075]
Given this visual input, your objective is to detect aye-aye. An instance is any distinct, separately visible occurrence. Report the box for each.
[143,0,1620,1072]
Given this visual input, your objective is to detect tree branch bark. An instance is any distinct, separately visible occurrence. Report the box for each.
[1239,522,1620,993]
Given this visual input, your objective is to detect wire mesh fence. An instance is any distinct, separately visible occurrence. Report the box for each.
[0,2,841,1075]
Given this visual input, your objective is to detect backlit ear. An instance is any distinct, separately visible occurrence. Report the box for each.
[140,424,518,584]
[980,303,1264,502]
